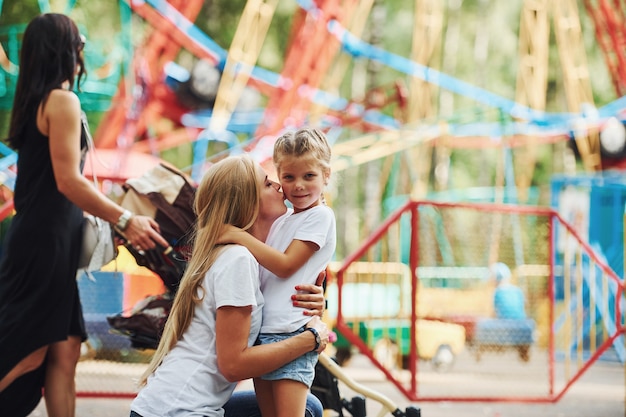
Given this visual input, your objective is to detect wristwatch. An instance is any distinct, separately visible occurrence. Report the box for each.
[116,209,133,231]
[305,327,321,352]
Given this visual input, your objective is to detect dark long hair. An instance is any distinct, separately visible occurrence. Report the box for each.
[8,13,86,149]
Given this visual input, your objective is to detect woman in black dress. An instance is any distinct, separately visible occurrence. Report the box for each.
[0,13,168,416]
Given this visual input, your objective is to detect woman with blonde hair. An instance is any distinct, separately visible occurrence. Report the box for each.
[130,155,329,417]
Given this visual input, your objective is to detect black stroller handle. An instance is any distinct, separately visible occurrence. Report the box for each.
[126,242,188,293]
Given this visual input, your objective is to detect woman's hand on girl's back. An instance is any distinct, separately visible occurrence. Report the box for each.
[293,282,325,317]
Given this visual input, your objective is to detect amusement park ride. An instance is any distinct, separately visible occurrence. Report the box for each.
[95,0,626,189]
[0,0,625,187]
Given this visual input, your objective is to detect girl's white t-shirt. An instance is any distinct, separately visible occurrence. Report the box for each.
[260,205,336,333]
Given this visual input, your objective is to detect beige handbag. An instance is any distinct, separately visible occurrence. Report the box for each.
[78,113,117,274]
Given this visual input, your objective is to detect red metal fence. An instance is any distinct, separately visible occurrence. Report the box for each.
[330,200,624,402]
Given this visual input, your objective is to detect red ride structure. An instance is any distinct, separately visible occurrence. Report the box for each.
[584,0,626,97]
[94,0,206,150]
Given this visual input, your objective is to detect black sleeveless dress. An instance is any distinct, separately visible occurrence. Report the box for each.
[0,114,88,415]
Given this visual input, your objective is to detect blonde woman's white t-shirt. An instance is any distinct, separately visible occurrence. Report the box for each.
[131,245,263,417]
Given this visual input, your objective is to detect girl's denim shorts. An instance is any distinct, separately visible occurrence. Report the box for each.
[257,326,319,387]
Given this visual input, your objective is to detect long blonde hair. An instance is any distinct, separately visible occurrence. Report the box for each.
[139,155,261,386]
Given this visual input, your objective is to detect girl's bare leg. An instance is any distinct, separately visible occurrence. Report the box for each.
[253,377,276,417]
[273,379,308,417]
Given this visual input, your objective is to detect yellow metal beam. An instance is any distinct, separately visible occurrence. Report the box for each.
[552,0,602,171]
[407,0,443,199]
[514,0,550,202]
[516,0,550,111]
[408,0,443,122]
[331,128,438,172]
[209,0,279,133]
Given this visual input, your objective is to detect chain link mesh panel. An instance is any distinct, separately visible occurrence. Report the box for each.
[330,200,623,402]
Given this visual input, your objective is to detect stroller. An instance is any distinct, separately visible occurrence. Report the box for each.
[106,164,421,417]
[106,163,193,348]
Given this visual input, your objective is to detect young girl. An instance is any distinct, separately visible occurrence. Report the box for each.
[220,127,336,417]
